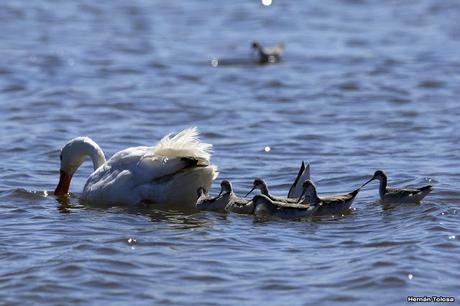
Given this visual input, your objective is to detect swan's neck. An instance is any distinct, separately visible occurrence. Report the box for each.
[87,143,106,171]
[65,137,106,175]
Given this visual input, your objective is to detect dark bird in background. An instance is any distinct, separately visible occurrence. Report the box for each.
[252,41,285,64]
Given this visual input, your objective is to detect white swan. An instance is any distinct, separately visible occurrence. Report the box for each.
[54,127,218,206]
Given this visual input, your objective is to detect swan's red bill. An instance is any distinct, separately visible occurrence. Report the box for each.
[54,170,71,196]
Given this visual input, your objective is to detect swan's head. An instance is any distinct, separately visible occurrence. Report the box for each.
[54,137,104,196]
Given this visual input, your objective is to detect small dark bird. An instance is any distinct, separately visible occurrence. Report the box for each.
[251,41,285,64]
[252,194,320,218]
[298,180,360,215]
[195,180,252,213]
[361,170,433,203]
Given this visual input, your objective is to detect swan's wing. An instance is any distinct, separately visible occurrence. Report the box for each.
[83,147,146,189]
[288,162,311,198]
[90,146,206,187]
[134,152,208,184]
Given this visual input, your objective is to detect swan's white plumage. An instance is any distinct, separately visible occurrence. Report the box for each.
[62,127,218,206]
[153,127,212,161]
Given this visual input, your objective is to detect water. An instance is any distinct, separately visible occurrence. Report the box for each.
[1,0,459,305]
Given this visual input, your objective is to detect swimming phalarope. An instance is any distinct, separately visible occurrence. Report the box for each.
[361,170,433,203]
[195,180,252,213]
[251,41,285,64]
[298,180,360,215]
[252,194,320,218]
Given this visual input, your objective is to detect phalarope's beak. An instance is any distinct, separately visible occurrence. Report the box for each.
[217,190,223,198]
[359,176,375,189]
[244,186,255,198]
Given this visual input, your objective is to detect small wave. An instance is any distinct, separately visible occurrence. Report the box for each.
[363,240,416,248]
[418,80,444,89]
[3,188,50,199]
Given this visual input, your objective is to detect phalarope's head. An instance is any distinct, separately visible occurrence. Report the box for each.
[251,41,261,50]
[253,178,266,189]
[302,179,316,190]
[298,179,317,202]
[245,178,266,197]
[220,180,233,194]
[360,169,387,189]
[196,187,207,197]
[372,170,386,180]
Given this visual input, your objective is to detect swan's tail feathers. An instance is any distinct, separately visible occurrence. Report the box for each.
[153,127,213,161]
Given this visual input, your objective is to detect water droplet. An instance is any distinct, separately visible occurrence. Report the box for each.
[261,0,272,6]
[408,274,413,280]
[264,146,271,152]
[448,235,456,240]
[211,58,218,67]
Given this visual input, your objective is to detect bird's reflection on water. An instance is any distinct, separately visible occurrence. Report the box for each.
[53,194,212,228]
